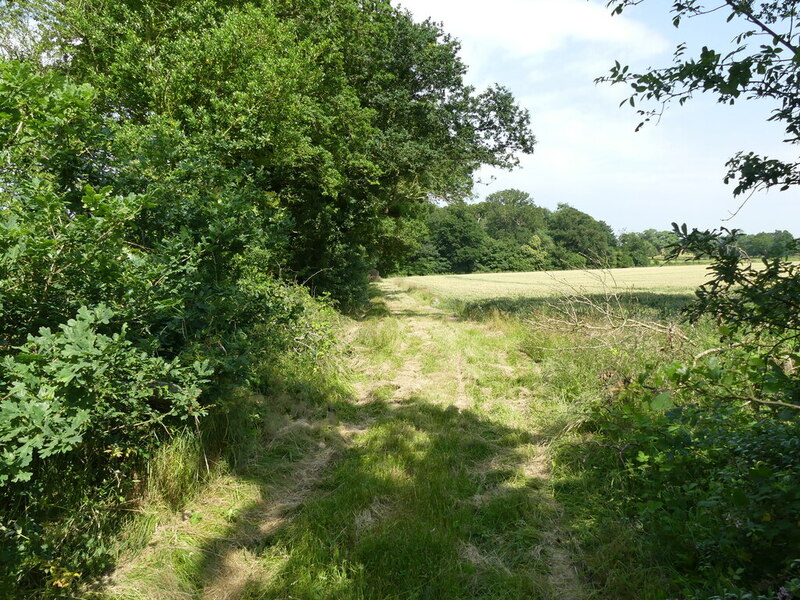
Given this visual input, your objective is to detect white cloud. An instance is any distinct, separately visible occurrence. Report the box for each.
[395,0,669,63]
[393,0,800,233]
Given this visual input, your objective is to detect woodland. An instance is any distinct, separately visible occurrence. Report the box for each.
[398,192,796,275]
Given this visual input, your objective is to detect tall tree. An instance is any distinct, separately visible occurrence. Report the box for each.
[548,204,617,267]
[7,0,535,303]
[738,230,797,257]
[473,189,549,244]
[426,203,489,273]
[618,232,658,266]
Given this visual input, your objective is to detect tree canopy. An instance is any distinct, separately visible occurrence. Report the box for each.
[1,0,534,303]
[400,192,687,275]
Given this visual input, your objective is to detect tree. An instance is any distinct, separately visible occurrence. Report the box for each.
[473,189,550,244]
[600,4,800,592]
[0,3,537,592]
[641,228,680,255]
[548,203,617,267]
[426,203,490,273]
[403,189,559,275]
[5,0,535,304]
[603,1,800,200]
[618,232,658,266]
[738,229,797,257]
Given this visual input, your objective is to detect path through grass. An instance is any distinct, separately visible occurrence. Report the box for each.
[102,282,587,600]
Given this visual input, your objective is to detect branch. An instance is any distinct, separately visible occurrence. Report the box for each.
[725,0,799,55]
[746,397,800,411]
[722,188,757,221]
[693,342,744,364]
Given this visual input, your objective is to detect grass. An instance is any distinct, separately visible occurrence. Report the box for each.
[98,267,728,600]
[248,404,554,599]
[388,267,725,599]
[392,263,712,303]
[98,282,590,600]
[395,265,800,598]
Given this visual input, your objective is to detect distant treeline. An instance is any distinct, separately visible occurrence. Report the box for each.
[397,189,798,275]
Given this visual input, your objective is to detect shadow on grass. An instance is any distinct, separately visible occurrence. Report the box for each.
[451,291,697,322]
[360,284,457,322]
[546,444,680,600]
[100,281,611,599]
[191,395,557,600]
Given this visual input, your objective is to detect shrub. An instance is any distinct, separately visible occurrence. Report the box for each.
[562,226,800,595]
[0,305,210,593]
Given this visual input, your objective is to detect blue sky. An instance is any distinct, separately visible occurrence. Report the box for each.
[394,0,800,235]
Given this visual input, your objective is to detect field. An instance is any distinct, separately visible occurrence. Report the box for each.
[392,263,712,302]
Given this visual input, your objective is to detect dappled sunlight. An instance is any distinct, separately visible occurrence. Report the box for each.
[102,281,588,600]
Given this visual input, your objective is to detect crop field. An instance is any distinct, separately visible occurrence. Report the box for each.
[391,263,712,302]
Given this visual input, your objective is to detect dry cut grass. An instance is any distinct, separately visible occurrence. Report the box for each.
[392,263,712,302]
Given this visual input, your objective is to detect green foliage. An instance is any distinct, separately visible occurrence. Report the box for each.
[0,305,210,486]
[618,232,658,266]
[548,203,617,267]
[401,191,685,274]
[642,228,681,255]
[424,203,491,273]
[0,0,534,594]
[737,230,797,259]
[590,383,800,579]
[0,306,210,593]
[672,224,799,407]
[582,2,800,593]
[602,1,800,198]
[559,225,800,595]
[16,0,534,302]
[404,193,640,275]
[476,189,549,244]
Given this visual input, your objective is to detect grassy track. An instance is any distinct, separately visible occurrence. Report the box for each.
[101,282,588,600]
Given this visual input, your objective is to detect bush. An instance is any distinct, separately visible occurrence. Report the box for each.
[0,306,210,593]
[0,58,340,597]
[561,226,800,595]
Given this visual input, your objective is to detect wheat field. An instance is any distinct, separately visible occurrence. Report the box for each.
[391,264,712,301]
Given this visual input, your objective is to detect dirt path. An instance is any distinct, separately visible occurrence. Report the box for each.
[104,281,588,600]
[358,282,588,598]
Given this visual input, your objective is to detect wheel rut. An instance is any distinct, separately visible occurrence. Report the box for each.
[102,281,588,600]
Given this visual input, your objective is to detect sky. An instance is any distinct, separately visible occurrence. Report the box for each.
[393,0,800,235]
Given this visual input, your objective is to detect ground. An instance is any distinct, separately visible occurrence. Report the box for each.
[103,281,589,600]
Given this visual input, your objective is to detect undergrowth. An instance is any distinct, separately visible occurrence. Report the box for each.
[0,290,344,599]
[413,275,800,599]
[93,281,576,599]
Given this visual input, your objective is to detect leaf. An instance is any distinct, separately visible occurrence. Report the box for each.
[650,392,673,411]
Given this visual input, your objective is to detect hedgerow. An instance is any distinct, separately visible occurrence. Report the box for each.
[1,0,535,595]
[558,229,800,597]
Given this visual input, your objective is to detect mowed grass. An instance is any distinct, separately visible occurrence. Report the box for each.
[389,268,722,598]
[393,263,711,302]
[102,284,573,600]
[102,271,715,600]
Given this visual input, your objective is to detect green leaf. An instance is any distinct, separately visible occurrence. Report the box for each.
[650,392,673,411]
